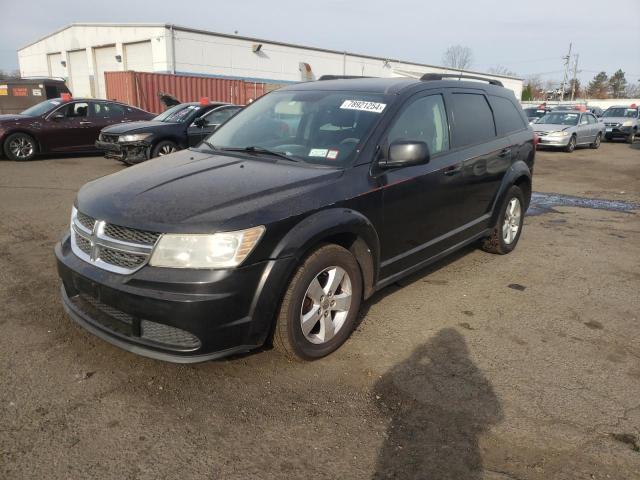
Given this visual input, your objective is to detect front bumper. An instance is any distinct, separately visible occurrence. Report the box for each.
[95,140,150,164]
[604,125,632,138]
[536,134,571,147]
[55,233,292,362]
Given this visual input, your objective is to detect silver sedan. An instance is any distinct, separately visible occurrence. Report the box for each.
[533,110,605,152]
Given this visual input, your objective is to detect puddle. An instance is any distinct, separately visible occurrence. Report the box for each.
[528,192,640,216]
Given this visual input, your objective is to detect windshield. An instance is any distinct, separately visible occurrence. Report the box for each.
[536,112,579,125]
[21,99,62,117]
[602,108,638,118]
[203,90,389,166]
[153,104,202,123]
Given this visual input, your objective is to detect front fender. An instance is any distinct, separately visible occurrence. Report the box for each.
[271,208,381,296]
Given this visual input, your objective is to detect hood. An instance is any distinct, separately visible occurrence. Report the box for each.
[601,116,632,124]
[76,149,344,233]
[101,120,172,135]
[532,123,575,132]
[0,114,29,123]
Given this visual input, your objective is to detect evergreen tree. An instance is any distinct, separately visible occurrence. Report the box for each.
[587,72,609,99]
[609,70,627,98]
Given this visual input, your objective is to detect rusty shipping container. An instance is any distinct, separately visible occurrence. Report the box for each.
[105,71,283,113]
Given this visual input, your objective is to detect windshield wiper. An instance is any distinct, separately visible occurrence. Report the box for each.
[220,146,300,162]
[201,140,217,151]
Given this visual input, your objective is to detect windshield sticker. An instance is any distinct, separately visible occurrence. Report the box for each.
[340,100,386,113]
[50,100,60,105]
[326,149,340,160]
[309,148,328,157]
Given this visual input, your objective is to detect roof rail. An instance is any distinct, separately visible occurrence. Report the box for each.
[420,73,503,87]
[317,75,374,81]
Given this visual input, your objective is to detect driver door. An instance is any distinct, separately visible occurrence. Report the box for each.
[188,106,241,147]
[43,101,94,152]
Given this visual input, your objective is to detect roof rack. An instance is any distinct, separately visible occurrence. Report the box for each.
[317,75,374,81]
[420,73,503,87]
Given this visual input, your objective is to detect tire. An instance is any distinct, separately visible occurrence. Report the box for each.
[627,130,636,144]
[274,244,363,361]
[590,133,602,149]
[151,140,179,158]
[3,133,37,161]
[564,135,576,153]
[482,185,525,255]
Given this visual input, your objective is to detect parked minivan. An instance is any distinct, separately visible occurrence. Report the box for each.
[55,75,535,362]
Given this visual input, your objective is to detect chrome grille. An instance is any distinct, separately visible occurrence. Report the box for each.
[70,207,159,274]
[103,224,161,245]
[604,122,621,127]
[534,131,549,137]
[76,211,96,231]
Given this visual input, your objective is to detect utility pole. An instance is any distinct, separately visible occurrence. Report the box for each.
[560,42,572,101]
[570,54,580,101]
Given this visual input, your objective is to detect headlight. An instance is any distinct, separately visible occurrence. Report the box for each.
[149,226,265,269]
[119,133,152,143]
[547,131,569,137]
[622,120,633,127]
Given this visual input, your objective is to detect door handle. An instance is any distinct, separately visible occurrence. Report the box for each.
[79,121,93,125]
[443,164,462,176]
[498,148,511,158]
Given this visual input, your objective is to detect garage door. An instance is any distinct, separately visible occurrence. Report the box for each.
[124,41,153,72]
[47,53,65,78]
[94,45,120,99]
[68,49,92,98]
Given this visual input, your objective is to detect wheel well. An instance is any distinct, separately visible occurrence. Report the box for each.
[2,130,41,153]
[514,175,532,209]
[311,232,376,300]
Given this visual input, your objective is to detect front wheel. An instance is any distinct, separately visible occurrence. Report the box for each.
[274,244,363,361]
[151,140,179,158]
[627,130,636,144]
[482,185,525,255]
[590,133,602,149]
[564,135,576,153]
[3,133,37,161]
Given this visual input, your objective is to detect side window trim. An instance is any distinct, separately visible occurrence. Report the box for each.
[381,89,451,160]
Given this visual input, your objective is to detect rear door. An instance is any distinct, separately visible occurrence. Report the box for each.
[577,113,591,143]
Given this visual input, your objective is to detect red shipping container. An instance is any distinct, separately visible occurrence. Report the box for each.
[105,71,281,113]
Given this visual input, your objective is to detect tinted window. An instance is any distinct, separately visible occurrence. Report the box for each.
[491,96,526,135]
[57,102,89,118]
[93,102,125,118]
[387,94,449,155]
[450,93,496,147]
[203,107,240,126]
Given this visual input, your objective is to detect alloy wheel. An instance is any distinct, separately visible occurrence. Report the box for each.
[300,266,352,344]
[159,144,177,156]
[9,137,34,159]
[502,197,522,245]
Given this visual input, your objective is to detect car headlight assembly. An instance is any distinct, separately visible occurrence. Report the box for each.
[119,133,153,143]
[622,120,633,127]
[149,226,265,269]
[548,131,569,137]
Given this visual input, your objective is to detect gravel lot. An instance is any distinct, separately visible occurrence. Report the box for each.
[1,142,639,479]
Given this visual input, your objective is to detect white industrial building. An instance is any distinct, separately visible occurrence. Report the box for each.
[18,23,523,99]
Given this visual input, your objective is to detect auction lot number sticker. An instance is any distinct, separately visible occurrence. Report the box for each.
[340,100,386,113]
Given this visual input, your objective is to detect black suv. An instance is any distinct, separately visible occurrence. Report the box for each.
[55,75,534,362]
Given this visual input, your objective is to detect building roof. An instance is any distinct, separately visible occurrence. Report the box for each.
[19,23,522,82]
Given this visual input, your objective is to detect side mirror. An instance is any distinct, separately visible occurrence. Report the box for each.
[193,117,206,128]
[380,140,430,169]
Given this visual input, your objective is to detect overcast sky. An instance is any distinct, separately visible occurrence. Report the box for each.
[1,0,638,86]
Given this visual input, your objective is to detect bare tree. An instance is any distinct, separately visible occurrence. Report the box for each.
[0,69,21,80]
[526,75,544,100]
[441,45,473,70]
[488,65,517,77]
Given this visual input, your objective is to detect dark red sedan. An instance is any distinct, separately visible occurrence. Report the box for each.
[0,98,153,161]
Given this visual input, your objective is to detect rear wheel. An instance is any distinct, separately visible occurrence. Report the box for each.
[4,133,37,161]
[274,244,363,361]
[590,133,601,149]
[564,135,576,153]
[482,185,525,255]
[151,140,179,158]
